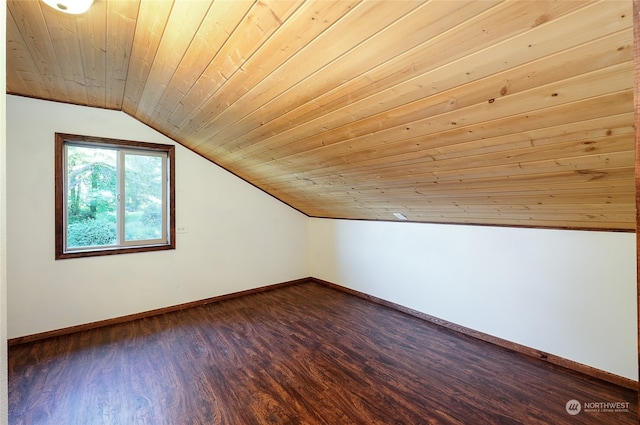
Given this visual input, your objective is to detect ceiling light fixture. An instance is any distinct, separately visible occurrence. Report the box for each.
[42,0,93,14]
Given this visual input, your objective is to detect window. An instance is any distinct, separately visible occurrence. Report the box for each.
[55,133,175,259]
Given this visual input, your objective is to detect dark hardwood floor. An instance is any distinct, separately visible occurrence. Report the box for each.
[9,281,637,424]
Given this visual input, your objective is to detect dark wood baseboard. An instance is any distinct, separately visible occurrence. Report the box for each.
[9,276,637,391]
[7,277,310,346]
[309,277,638,391]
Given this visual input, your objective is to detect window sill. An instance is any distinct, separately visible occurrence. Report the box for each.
[56,243,175,260]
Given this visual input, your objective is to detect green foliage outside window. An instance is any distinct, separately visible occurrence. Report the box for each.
[66,145,164,248]
[67,146,117,248]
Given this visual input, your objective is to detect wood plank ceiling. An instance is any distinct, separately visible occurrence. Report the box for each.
[6,0,635,230]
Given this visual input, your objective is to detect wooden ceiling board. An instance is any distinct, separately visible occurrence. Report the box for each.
[196,0,520,156]
[287,113,635,174]
[150,0,256,131]
[5,0,636,231]
[8,0,71,103]
[159,0,362,143]
[178,0,424,148]
[74,0,108,109]
[132,0,213,124]
[103,0,138,110]
[209,1,631,173]
[6,9,50,98]
[246,92,633,186]
[164,0,307,134]
[389,167,635,195]
[234,58,632,180]
[43,5,92,105]
[201,0,596,159]
[121,0,171,114]
[223,36,631,167]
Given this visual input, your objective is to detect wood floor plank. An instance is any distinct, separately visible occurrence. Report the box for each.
[8,282,637,424]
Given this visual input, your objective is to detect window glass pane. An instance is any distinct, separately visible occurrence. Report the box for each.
[66,145,117,248]
[124,153,164,242]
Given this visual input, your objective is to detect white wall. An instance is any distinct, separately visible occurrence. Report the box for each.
[7,95,309,339]
[1,0,9,423]
[309,218,638,381]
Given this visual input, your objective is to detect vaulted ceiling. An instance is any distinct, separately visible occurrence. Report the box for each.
[6,0,635,230]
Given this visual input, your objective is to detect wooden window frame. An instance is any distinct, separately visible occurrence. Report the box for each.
[55,133,175,259]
